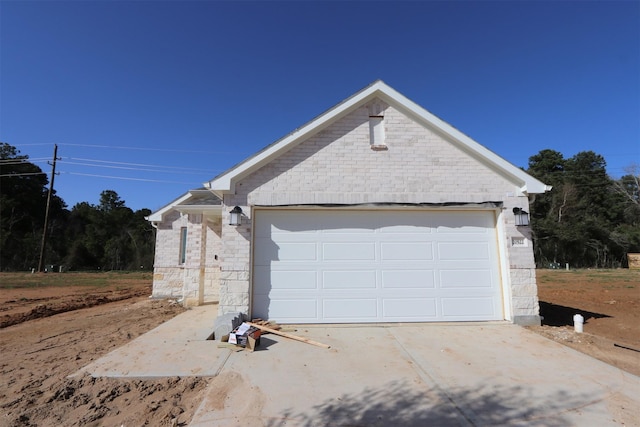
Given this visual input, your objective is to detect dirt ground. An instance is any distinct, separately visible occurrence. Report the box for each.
[0,279,210,427]
[530,269,640,377]
[0,269,638,426]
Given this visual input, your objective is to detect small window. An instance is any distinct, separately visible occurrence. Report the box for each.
[179,227,188,264]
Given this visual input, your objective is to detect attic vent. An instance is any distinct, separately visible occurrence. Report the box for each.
[368,103,386,150]
[368,102,385,117]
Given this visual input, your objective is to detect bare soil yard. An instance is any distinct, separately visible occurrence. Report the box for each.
[531,269,640,377]
[0,269,638,426]
[0,273,209,426]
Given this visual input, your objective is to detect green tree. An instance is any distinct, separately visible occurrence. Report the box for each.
[63,191,155,271]
[526,149,566,266]
[528,150,639,268]
[0,143,66,270]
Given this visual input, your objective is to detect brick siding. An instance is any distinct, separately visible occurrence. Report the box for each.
[217,100,540,323]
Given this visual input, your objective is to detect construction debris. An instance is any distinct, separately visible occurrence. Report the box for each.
[250,319,282,333]
[228,323,261,352]
[247,321,330,349]
[614,343,640,353]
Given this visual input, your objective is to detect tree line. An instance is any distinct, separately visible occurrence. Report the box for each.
[527,149,639,268]
[1,143,155,271]
[1,143,639,271]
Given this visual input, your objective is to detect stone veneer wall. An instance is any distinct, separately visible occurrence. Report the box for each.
[151,211,222,306]
[152,211,186,299]
[217,100,540,324]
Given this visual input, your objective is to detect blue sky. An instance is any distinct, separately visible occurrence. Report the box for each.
[1,1,638,212]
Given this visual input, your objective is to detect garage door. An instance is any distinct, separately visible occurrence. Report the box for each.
[252,209,503,323]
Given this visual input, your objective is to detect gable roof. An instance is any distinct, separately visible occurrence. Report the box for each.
[146,188,221,223]
[205,80,551,197]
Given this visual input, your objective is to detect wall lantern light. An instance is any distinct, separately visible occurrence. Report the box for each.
[229,206,243,226]
[513,207,530,226]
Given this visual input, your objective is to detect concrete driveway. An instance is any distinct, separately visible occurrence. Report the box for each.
[78,306,639,426]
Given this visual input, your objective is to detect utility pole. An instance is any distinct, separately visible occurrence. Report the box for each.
[37,144,59,273]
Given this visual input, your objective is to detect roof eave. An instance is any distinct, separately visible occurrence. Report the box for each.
[175,205,223,219]
[146,188,222,222]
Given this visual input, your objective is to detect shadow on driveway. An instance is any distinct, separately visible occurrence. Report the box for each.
[272,380,593,427]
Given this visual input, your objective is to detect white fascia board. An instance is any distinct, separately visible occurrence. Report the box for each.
[146,188,221,222]
[206,81,388,195]
[146,191,194,222]
[175,205,222,217]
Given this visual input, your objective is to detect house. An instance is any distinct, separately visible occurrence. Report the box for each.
[147,81,551,326]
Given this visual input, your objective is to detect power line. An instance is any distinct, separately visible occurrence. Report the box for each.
[58,160,216,175]
[64,171,201,185]
[0,157,51,164]
[0,172,47,177]
[58,143,241,154]
[68,157,218,172]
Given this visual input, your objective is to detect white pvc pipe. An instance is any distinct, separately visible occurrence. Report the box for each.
[573,314,584,333]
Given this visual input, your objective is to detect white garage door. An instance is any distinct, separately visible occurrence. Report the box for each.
[252,209,503,323]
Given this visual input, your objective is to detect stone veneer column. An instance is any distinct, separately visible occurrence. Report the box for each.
[218,196,252,316]
[182,214,204,307]
[505,196,541,326]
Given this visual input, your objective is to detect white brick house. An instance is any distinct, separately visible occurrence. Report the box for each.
[148,81,550,325]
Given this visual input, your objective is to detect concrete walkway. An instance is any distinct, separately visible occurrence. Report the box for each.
[74,304,223,377]
[77,306,640,426]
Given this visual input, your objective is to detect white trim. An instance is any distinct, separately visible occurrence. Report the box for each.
[146,189,221,222]
[495,208,513,322]
[206,81,551,197]
[175,205,222,216]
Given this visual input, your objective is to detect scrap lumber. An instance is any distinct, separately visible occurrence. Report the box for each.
[247,322,330,349]
[250,319,282,334]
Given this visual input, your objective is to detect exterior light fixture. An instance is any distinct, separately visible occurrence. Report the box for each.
[513,207,530,226]
[229,206,243,226]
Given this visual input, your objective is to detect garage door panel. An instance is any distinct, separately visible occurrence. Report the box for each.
[383,298,437,318]
[322,226,375,234]
[258,269,318,290]
[323,271,376,289]
[299,212,373,233]
[441,297,499,318]
[378,224,433,234]
[440,269,493,288]
[254,240,317,264]
[255,216,317,237]
[438,242,491,260]
[254,297,318,321]
[278,242,318,261]
[382,270,436,288]
[437,225,488,234]
[381,242,433,260]
[323,298,378,319]
[436,212,493,228]
[253,210,503,323]
[323,242,375,261]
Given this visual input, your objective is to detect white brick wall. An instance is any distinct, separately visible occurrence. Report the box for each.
[215,100,540,321]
